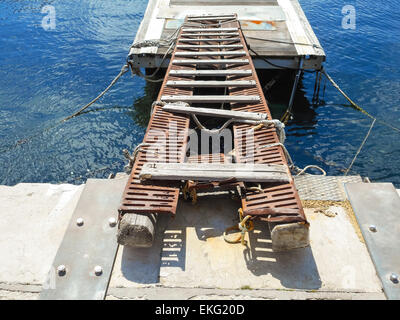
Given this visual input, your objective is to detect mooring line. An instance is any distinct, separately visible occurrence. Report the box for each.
[62,64,130,121]
[322,69,400,134]
[0,65,131,154]
[344,118,376,176]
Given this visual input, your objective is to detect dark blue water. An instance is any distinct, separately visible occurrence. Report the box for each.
[0,0,399,186]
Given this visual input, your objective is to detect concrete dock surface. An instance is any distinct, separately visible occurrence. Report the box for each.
[0,179,386,300]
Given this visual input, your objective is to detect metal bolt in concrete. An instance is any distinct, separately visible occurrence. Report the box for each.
[390,273,399,284]
[57,265,66,276]
[94,265,103,276]
[108,217,117,227]
[369,225,377,232]
[76,218,84,226]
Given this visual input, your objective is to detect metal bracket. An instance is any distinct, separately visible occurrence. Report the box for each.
[345,183,400,300]
[40,178,128,300]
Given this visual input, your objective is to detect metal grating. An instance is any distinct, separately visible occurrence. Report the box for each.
[223,19,307,224]
[119,19,194,216]
[294,175,363,201]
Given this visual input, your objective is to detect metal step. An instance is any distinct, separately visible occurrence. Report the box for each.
[182,33,239,37]
[182,27,238,32]
[40,178,127,300]
[178,38,241,42]
[169,69,252,76]
[166,80,256,88]
[161,95,260,103]
[345,183,400,300]
[175,51,246,57]
[177,44,243,49]
[172,59,249,65]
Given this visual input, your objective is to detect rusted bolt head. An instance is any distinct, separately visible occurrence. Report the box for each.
[57,265,66,276]
[369,225,377,232]
[94,265,103,276]
[108,217,117,227]
[76,218,84,226]
[390,273,399,284]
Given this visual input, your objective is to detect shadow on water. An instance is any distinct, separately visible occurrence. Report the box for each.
[256,69,319,128]
[130,69,164,128]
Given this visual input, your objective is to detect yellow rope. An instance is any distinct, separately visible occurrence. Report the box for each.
[182,181,197,204]
[252,123,264,131]
[223,208,254,245]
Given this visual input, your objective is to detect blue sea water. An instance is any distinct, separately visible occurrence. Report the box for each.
[0,0,399,186]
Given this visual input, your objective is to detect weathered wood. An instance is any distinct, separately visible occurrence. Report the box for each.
[177,44,243,49]
[269,222,310,252]
[187,15,236,20]
[169,69,252,76]
[175,51,246,57]
[181,33,239,37]
[140,162,291,183]
[142,162,288,173]
[172,59,249,65]
[182,27,238,32]
[187,13,236,18]
[117,213,157,248]
[139,163,291,183]
[161,95,260,103]
[166,80,256,87]
[162,103,267,120]
[178,38,241,42]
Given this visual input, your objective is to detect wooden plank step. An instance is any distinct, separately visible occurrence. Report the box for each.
[187,17,235,21]
[188,14,236,19]
[166,80,256,87]
[161,95,260,103]
[172,59,249,65]
[181,33,239,37]
[162,103,267,121]
[182,27,238,32]
[187,15,236,21]
[176,44,243,49]
[179,38,241,42]
[140,163,291,184]
[175,51,246,57]
[169,69,252,76]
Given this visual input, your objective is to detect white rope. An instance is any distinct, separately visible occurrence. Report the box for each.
[191,114,286,143]
[123,142,151,173]
[259,142,325,176]
[296,165,326,176]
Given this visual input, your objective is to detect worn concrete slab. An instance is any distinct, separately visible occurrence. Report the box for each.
[0,180,385,299]
[110,193,382,294]
[0,183,84,286]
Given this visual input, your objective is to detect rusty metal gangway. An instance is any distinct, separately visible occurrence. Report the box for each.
[119,14,308,250]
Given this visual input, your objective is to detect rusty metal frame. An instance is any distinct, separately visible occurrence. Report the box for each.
[119,14,307,226]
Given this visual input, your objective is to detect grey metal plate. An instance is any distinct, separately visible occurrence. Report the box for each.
[40,178,128,300]
[345,183,400,300]
[294,175,362,201]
